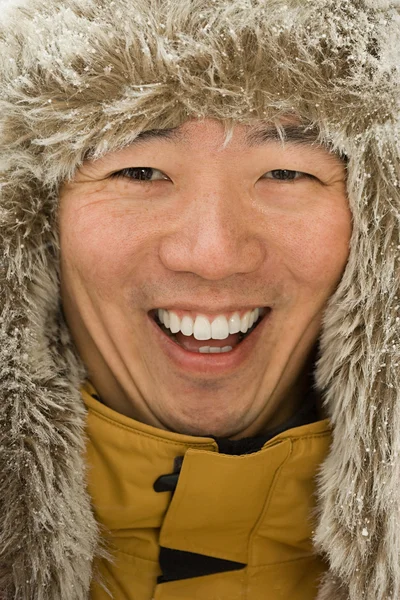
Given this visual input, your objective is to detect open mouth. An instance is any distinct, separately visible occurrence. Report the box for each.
[150,308,270,354]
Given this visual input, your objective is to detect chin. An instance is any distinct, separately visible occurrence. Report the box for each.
[163,407,253,439]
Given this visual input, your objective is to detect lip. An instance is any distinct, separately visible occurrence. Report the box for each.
[147,308,271,376]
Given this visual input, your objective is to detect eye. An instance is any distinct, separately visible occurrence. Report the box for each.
[110,167,170,182]
[261,169,313,181]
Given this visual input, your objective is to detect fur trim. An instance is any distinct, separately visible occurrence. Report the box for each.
[316,573,349,600]
[0,0,400,597]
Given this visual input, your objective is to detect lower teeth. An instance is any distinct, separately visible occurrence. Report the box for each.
[199,346,233,354]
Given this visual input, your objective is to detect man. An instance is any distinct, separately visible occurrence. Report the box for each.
[0,0,399,599]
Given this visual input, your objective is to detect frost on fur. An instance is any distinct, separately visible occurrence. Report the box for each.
[0,0,399,598]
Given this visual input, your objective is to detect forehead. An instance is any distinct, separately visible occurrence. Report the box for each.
[122,118,323,152]
[82,118,345,177]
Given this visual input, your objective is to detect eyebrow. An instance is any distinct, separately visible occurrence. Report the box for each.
[244,124,321,147]
[131,128,184,144]
[130,123,321,148]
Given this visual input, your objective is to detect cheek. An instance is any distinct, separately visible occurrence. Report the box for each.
[273,205,351,295]
[59,206,157,300]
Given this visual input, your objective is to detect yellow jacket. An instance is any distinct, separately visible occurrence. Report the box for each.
[82,382,331,600]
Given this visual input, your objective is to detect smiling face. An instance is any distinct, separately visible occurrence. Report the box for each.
[59,118,351,439]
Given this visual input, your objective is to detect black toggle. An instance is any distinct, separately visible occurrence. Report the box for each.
[153,472,180,492]
[153,456,184,493]
[157,547,246,583]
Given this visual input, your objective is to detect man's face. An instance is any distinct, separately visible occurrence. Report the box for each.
[59,119,351,438]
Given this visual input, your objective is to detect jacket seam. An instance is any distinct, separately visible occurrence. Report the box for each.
[88,409,216,450]
[247,553,323,568]
[107,546,160,562]
[244,439,293,595]
[273,430,331,446]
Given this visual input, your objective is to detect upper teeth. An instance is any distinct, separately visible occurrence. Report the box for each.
[157,308,261,340]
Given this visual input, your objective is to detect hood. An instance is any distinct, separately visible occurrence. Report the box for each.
[0,0,400,598]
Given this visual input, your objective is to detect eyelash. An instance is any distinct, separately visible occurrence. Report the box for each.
[110,167,313,183]
[110,167,168,182]
[262,170,313,182]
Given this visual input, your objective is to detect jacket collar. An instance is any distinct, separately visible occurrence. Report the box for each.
[82,381,331,575]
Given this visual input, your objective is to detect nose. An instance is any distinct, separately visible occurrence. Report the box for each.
[158,180,265,281]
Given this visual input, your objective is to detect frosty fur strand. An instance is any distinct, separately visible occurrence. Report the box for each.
[0,0,400,598]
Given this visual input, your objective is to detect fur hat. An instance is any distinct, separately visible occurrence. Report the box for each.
[0,0,400,598]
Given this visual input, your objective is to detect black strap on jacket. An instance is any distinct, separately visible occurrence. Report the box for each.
[152,390,320,584]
